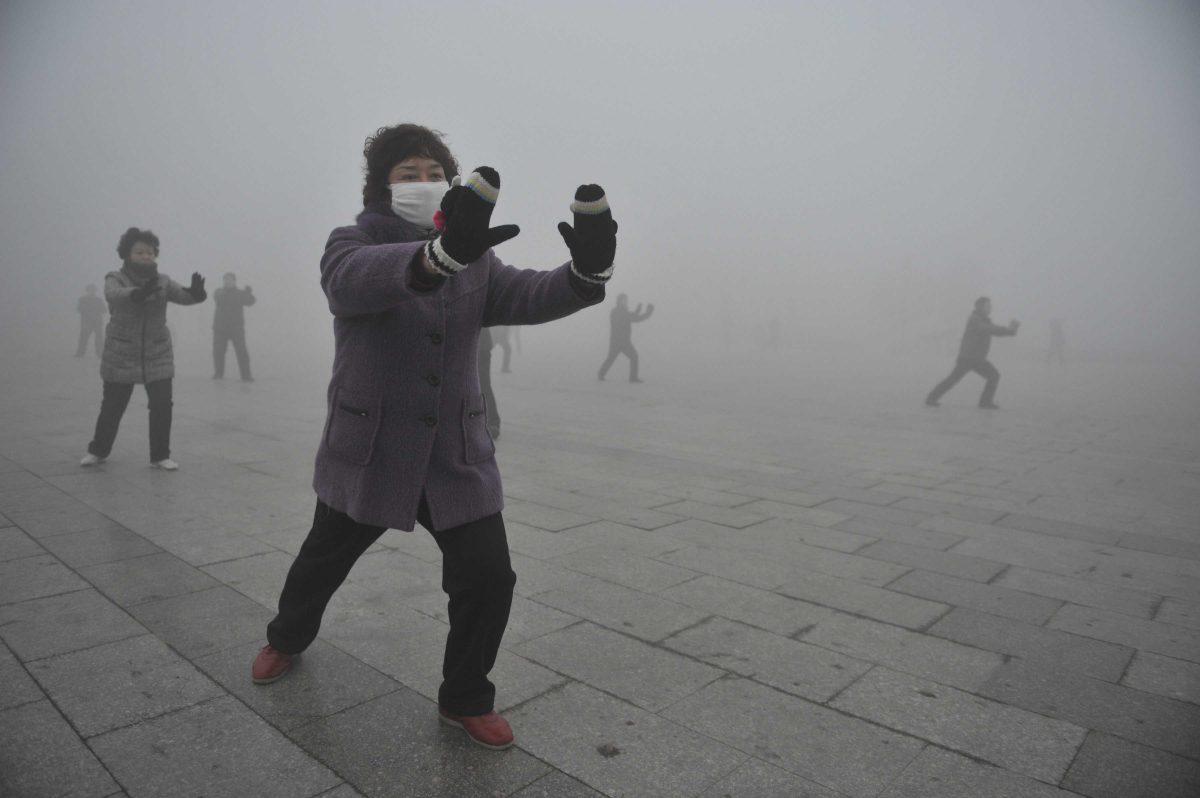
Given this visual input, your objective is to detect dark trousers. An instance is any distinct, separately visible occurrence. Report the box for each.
[267,499,517,716]
[87,379,173,461]
[927,358,1000,406]
[76,321,103,357]
[213,328,252,379]
[599,341,639,380]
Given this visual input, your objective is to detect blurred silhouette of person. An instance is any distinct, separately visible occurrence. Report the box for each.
[80,227,206,470]
[212,272,256,381]
[492,325,513,373]
[75,284,106,357]
[478,328,501,439]
[925,296,1019,409]
[1047,318,1066,366]
[599,293,653,382]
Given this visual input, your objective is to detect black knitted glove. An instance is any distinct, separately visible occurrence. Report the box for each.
[558,184,617,285]
[187,272,207,301]
[129,282,161,303]
[425,167,520,277]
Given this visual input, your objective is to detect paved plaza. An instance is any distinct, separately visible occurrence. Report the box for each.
[1,342,1198,797]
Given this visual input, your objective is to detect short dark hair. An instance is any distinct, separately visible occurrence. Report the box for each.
[975,296,990,310]
[362,124,459,208]
[117,227,160,260]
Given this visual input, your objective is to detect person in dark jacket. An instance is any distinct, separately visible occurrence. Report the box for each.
[598,293,653,382]
[212,272,256,381]
[251,124,616,751]
[75,284,107,357]
[79,228,207,470]
[926,297,1019,409]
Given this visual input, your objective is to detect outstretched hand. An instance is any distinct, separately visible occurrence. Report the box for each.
[187,272,207,301]
[558,184,617,283]
[427,166,520,276]
[129,282,162,303]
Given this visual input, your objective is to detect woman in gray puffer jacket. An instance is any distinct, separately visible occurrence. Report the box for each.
[80,227,207,470]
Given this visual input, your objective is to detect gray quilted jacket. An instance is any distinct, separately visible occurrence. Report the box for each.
[100,266,203,384]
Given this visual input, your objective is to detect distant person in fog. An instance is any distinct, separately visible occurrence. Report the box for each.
[598,293,653,382]
[925,296,1019,409]
[75,284,106,357]
[1047,318,1066,366]
[250,123,616,752]
[478,328,501,439]
[492,325,513,373]
[212,272,256,381]
[79,228,207,470]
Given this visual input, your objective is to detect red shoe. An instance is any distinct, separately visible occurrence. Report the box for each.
[438,708,515,750]
[251,645,293,684]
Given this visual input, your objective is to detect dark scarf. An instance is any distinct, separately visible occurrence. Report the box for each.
[355,202,432,245]
[121,260,159,285]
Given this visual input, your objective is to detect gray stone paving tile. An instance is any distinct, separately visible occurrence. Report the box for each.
[928,607,1134,682]
[554,520,684,557]
[27,633,224,737]
[315,785,367,798]
[1061,731,1200,798]
[6,506,123,539]
[664,616,870,702]
[728,483,832,508]
[831,667,1086,783]
[36,524,162,567]
[655,544,795,588]
[994,566,1158,618]
[983,657,1200,757]
[531,573,706,642]
[290,687,550,798]
[1156,598,1200,630]
[1121,651,1200,705]
[194,639,400,731]
[509,552,581,597]
[149,525,278,566]
[890,569,1063,624]
[503,499,595,531]
[656,518,764,550]
[549,544,698,593]
[127,585,273,659]
[508,681,747,798]
[858,539,1005,582]
[1117,530,1200,561]
[735,500,849,528]
[1050,603,1200,662]
[0,525,44,562]
[201,549,294,608]
[0,588,145,661]
[698,756,843,797]
[0,553,89,604]
[0,641,43,711]
[0,699,119,798]
[408,591,577,648]
[90,694,340,798]
[663,676,924,796]
[800,612,1004,691]
[505,520,605,560]
[658,484,757,507]
[997,512,1123,545]
[835,516,964,550]
[79,551,222,607]
[517,621,723,711]
[892,496,1008,524]
[815,498,931,528]
[777,570,949,630]
[657,574,838,636]
[654,499,769,529]
[511,770,604,797]
[879,746,1083,798]
[745,517,872,553]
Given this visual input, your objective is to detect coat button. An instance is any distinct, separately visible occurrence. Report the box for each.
[422,415,437,427]
[429,332,443,344]
[426,373,440,387]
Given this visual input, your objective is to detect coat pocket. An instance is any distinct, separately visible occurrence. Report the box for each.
[324,386,383,466]
[462,394,495,465]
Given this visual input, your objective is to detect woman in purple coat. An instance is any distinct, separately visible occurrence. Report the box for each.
[252,124,616,750]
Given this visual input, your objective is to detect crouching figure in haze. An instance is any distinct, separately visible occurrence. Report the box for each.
[80,228,207,470]
[926,296,1019,409]
[252,124,616,751]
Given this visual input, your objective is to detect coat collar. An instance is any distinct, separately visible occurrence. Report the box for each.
[356,203,430,245]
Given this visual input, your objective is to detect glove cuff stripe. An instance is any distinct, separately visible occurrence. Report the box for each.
[570,195,610,215]
[463,171,500,205]
[570,261,613,284]
[426,238,467,276]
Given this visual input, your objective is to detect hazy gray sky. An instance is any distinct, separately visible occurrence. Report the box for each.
[2,0,1198,367]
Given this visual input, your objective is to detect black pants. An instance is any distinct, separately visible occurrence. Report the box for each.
[213,328,252,379]
[267,499,517,717]
[927,358,1000,406]
[599,341,639,380]
[87,379,173,461]
[76,321,103,357]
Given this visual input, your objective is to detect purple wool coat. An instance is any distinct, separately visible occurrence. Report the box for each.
[312,205,604,531]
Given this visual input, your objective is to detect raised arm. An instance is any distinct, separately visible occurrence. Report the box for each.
[321,225,442,317]
[242,287,257,306]
[634,303,655,322]
[103,273,145,307]
[165,273,206,306]
[482,254,604,327]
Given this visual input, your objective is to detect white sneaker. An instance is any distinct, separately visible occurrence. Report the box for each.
[151,458,179,471]
[79,453,106,467]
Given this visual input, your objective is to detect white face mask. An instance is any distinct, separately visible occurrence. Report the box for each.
[389,181,448,229]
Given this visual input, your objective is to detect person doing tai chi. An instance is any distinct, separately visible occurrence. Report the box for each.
[250,124,617,751]
[926,296,1019,409]
[212,272,256,381]
[598,293,653,382]
[75,284,107,357]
